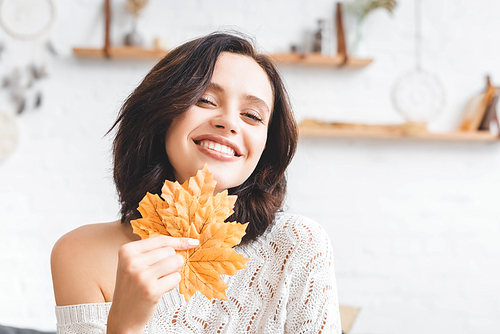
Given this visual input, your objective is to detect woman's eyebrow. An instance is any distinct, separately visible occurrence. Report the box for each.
[207,82,271,114]
[243,94,270,114]
[207,82,224,93]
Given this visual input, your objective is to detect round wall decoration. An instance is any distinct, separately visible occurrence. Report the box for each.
[392,70,445,123]
[391,0,445,123]
[0,0,55,40]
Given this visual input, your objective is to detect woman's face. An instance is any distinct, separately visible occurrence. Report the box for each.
[165,52,273,193]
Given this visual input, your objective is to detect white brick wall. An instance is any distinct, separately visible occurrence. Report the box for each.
[0,0,499,332]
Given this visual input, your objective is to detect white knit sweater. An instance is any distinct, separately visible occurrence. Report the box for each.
[55,213,341,333]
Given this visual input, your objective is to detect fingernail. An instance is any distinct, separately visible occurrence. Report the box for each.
[187,239,199,246]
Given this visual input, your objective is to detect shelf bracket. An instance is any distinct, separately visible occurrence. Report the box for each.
[335,2,348,66]
[104,0,111,58]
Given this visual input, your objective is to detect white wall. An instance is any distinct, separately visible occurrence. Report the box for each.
[0,0,499,333]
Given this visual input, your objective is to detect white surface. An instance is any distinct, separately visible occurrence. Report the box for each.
[0,110,19,163]
[0,0,499,333]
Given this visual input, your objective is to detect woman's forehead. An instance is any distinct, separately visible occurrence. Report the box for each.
[210,52,274,112]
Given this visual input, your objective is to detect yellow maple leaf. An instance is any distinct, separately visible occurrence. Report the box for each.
[178,221,249,301]
[130,165,249,301]
[131,192,173,239]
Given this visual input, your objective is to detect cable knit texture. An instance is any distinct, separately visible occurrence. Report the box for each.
[55,213,341,333]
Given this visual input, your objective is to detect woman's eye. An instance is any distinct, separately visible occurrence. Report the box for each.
[198,98,214,106]
[243,112,263,123]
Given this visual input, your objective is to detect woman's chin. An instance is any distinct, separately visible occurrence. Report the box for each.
[211,174,242,194]
[198,162,253,193]
[213,180,234,194]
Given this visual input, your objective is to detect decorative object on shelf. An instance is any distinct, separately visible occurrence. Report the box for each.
[0,0,56,40]
[391,0,445,125]
[154,36,168,51]
[0,110,19,163]
[312,19,324,53]
[312,19,334,56]
[345,0,397,56]
[124,0,150,47]
[480,94,499,134]
[125,0,150,18]
[460,76,499,134]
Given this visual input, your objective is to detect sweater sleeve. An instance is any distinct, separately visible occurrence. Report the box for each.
[284,217,341,334]
[55,303,111,334]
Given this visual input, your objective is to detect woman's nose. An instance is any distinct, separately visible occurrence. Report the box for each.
[211,109,239,134]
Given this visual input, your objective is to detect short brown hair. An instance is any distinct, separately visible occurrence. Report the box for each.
[110,32,298,243]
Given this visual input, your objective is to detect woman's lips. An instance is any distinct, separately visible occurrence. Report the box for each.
[192,134,242,155]
[193,134,242,162]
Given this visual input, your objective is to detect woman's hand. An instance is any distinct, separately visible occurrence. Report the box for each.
[107,235,199,334]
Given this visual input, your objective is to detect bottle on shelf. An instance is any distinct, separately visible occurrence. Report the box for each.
[312,19,333,56]
[312,19,325,53]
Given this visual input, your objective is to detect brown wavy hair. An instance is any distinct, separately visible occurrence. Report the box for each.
[110,32,298,243]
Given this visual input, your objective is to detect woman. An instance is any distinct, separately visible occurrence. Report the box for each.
[51,32,341,333]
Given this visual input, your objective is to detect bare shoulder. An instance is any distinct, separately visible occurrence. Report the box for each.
[51,221,135,306]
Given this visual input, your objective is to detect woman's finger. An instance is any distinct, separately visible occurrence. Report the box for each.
[157,271,182,294]
[157,235,200,250]
[140,246,176,266]
[124,235,199,254]
[151,253,185,279]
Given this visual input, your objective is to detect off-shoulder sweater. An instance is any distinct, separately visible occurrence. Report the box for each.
[55,213,341,333]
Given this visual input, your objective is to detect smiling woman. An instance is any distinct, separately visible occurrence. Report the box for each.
[50,32,341,334]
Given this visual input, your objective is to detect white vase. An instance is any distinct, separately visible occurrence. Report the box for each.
[350,20,368,57]
[124,18,144,47]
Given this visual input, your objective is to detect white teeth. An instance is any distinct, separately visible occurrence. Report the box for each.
[198,140,235,156]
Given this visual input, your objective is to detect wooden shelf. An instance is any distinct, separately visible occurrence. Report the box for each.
[75,3,371,67]
[269,53,373,68]
[75,1,372,68]
[73,47,168,59]
[298,120,500,142]
[72,47,372,68]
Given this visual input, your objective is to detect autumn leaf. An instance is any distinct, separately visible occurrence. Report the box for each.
[131,192,172,239]
[130,165,250,301]
[160,165,237,234]
[178,221,249,301]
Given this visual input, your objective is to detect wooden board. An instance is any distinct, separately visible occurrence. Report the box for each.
[339,305,360,334]
[73,47,168,59]
[269,53,373,68]
[73,47,373,67]
[298,119,499,142]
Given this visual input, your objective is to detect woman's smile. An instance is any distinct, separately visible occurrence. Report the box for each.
[194,138,241,162]
[193,133,242,159]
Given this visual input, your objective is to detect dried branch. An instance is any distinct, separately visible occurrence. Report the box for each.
[346,0,397,22]
[125,0,150,19]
